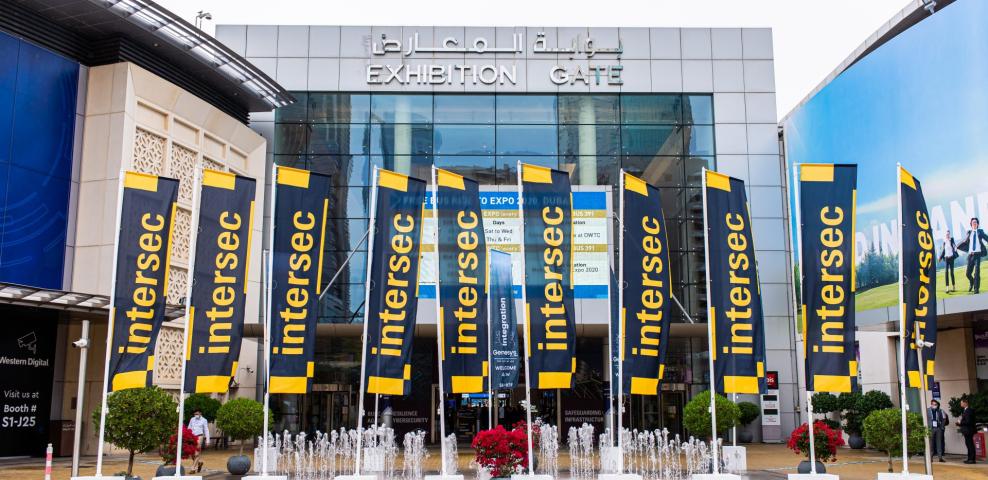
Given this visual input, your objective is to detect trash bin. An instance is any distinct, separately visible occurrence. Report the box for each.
[49,420,74,457]
[975,431,986,460]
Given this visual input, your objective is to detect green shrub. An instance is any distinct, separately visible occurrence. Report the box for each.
[683,391,739,438]
[92,386,178,476]
[811,392,839,414]
[863,408,927,472]
[183,393,222,423]
[216,398,271,455]
[738,401,760,427]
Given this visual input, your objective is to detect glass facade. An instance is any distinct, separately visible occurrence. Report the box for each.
[273,92,715,324]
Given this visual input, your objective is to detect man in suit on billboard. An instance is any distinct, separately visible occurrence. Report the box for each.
[957,217,988,294]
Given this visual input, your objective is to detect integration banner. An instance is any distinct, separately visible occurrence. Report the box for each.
[519,163,576,390]
[621,172,673,396]
[799,164,858,393]
[489,249,519,390]
[184,170,256,393]
[365,169,427,395]
[269,166,331,394]
[899,166,937,388]
[107,171,179,391]
[435,169,489,393]
[703,170,767,395]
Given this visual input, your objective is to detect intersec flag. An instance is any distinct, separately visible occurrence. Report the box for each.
[184,170,256,393]
[620,172,673,396]
[107,171,179,391]
[269,167,331,394]
[489,249,519,390]
[435,169,489,393]
[899,166,936,389]
[703,170,767,395]
[519,163,576,389]
[365,169,427,395]
[799,164,858,393]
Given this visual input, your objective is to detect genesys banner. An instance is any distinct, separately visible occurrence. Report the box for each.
[783,0,988,312]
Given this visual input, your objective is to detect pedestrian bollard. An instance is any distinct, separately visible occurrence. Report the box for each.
[45,443,53,480]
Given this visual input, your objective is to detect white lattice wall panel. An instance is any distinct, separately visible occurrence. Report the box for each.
[166,266,188,306]
[170,143,198,205]
[203,157,225,173]
[153,325,184,389]
[172,207,192,264]
[133,128,165,175]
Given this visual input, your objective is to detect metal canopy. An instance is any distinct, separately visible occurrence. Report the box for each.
[0,282,184,319]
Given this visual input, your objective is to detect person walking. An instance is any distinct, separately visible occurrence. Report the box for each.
[956,217,988,294]
[939,231,959,292]
[955,399,977,464]
[187,408,210,473]
[928,399,948,462]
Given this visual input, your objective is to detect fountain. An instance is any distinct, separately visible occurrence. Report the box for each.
[402,430,428,480]
[567,423,596,478]
[535,422,558,478]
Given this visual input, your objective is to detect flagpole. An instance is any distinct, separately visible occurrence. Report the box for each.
[916,324,932,474]
[487,249,495,430]
[354,166,380,476]
[790,164,817,474]
[700,168,720,475]
[94,169,127,477]
[431,166,451,477]
[516,161,535,476]
[616,170,626,474]
[260,167,280,477]
[896,164,909,475]
[172,167,205,478]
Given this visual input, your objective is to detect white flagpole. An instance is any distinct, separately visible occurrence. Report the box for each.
[700,168,720,474]
[94,169,127,477]
[487,248,495,430]
[173,167,205,477]
[260,167,280,476]
[431,166,451,476]
[516,162,536,476]
[354,166,380,476]
[896,164,909,475]
[790,164,817,474]
[616,170,626,474]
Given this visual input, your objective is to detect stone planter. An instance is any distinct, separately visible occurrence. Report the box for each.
[737,430,754,443]
[227,454,252,475]
[797,460,826,474]
[154,463,183,476]
[847,433,865,449]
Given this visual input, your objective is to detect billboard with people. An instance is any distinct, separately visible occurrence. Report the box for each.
[784,0,988,314]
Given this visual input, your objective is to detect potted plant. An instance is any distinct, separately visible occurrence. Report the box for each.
[863,408,927,472]
[92,386,178,480]
[683,391,740,441]
[472,425,529,478]
[736,401,760,443]
[787,420,844,473]
[156,426,199,476]
[216,398,269,475]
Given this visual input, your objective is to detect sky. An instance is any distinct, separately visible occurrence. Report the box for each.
[156,0,916,119]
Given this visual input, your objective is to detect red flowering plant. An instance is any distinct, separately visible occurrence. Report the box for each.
[159,426,200,465]
[787,420,845,462]
[472,425,529,477]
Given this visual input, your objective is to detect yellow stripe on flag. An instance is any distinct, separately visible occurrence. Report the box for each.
[800,164,834,182]
[521,164,552,184]
[379,169,409,192]
[277,166,310,188]
[624,173,648,196]
[124,171,159,191]
[706,171,731,192]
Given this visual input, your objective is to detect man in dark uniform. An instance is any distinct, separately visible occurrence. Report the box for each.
[955,398,977,464]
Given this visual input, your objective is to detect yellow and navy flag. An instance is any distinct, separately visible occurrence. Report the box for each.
[702,170,766,395]
[365,169,427,395]
[798,164,858,393]
[435,169,489,393]
[899,165,936,389]
[620,172,673,396]
[519,163,576,390]
[107,171,179,391]
[269,166,331,394]
[184,170,256,393]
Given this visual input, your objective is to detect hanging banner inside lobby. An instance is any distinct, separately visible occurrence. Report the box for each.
[489,249,519,390]
[269,166,331,394]
[703,170,766,395]
[519,163,576,389]
[799,164,858,393]
[365,169,427,395]
[899,166,937,388]
[0,306,57,457]
[184,170,256,393]
[435,169,489,393]
[620,172,673,396]
[107,171,179,391]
